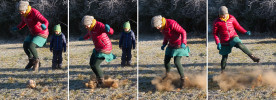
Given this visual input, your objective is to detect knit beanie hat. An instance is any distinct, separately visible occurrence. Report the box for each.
[18,1,29,11]
[54,24,61,33]
[219,6,228,15]
[123,21,131,30]
[82,15,94,26]
[151,15,163,27]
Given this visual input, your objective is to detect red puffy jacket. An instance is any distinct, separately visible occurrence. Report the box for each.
[17,8,49,38]
[212,15,247,45]
[83,21,114,54]
[162,19,187,48]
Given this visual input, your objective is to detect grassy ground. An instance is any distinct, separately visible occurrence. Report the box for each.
[69,37,137,100]
[208,36,276,99]
[138,34,207,99]
[0,40,68,99]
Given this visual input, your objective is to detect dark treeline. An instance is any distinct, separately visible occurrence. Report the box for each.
[69,0,137,37]
[2,0,274,38]
[139,0,206,36]
[209,0,276,35]
[0,0,68,39]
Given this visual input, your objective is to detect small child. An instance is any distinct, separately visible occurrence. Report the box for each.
[119,21,136,66]
[50,24,67,70]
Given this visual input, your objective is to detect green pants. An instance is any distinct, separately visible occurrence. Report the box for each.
[90,52,105,79]
[221,42,252,71]
[164,55,184,78]
[23,41,38,59]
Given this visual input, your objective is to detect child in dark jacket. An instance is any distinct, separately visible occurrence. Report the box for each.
[119,21,136,66]
[50,24,67,70]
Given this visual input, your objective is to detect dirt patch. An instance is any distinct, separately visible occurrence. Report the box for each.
[213,69,276,91]
[84,75,130,89]
[151,72,206,91]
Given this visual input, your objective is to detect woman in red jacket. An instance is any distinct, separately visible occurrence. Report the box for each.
[12,1,49,71]
[79,15,116,86]
[212,6,260,73]
[151,15,190,88]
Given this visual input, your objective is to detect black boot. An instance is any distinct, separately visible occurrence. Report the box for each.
[57,64,63,69]
[162,72,169,80]
[25,58,34,69]
[52,63,57,70]
[32,58,40,71]
[248,54,260,63]
[97,78,104,87]
[180,77,185,89]
[127,61,131,66]
[121,61,126,67]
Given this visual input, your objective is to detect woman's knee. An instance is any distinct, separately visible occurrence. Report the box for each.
[174,56,182,64]
[29,42,37,48]
[164,55,171,63]
[23,42,31,48]
[89,60,94,67]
